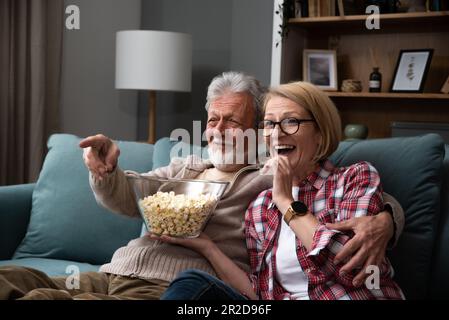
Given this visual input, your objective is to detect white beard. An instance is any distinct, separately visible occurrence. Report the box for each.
[207,145,236,168]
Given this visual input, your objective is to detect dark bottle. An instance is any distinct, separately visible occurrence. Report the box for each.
[369,67,382,92]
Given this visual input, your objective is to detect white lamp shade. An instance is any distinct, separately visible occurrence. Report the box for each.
[115,30,192,92]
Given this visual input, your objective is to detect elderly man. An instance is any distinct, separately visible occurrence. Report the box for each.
[0,72,403,300]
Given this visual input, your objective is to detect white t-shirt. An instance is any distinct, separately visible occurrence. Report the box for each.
[275,186,310,300]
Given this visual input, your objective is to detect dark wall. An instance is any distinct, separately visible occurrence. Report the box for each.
[138,0,273,142]
[61,0,141,140]
[230,0,273,86]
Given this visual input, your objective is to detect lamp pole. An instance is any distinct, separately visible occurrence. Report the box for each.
[148,90,156,144]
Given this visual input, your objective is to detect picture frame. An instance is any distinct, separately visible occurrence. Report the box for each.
[303,49,338,91]
[390,49,434,93]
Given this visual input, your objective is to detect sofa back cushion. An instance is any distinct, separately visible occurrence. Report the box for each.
[13,134,153,265]
[152,138,207,169]
[329,134,445,299]
[430,145,449,298]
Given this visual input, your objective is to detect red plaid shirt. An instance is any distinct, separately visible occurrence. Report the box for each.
[245,160,405,300]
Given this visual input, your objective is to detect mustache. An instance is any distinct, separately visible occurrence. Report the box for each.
[210,137,235,146]
[206,128,235,145]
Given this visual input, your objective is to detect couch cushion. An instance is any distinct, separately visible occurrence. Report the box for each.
[0,258,99,277]
[152,137,207,170]
[0,183,34,260]
[329,134,445,299]
[430,145,449,298]
[13,134,153,265]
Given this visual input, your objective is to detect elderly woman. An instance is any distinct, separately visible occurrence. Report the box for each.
[159,81,404,300]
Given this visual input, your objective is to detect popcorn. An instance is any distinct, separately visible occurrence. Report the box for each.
[139,191,218,237]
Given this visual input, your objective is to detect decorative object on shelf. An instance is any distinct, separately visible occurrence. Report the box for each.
[390,49,433,93]
[369,67,382,92]
[344,124,369,140]
[294,0,302,17]
[303,49,338,91]
[341,79,363,92]
[294,0,310,17]
[397,0,427,12]
[441,75,449,94]
[115,30,192,144]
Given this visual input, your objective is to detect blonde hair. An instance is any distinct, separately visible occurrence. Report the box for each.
[263,81,342,162]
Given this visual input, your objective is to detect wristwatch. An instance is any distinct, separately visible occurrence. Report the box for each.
[283,201,309,225]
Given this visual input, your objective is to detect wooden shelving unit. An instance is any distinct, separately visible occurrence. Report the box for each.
[327,92,449,99]
[280,11,449,138]
[289,11,449,27]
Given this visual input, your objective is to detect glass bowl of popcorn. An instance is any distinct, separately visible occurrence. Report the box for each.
[128,175,229,238]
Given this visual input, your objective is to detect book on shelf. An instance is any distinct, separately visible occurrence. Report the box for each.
[301,0,309,17]
[320,0,336,17]
[425,0,447,11]
[308,0,317,17]
[307,0,337,17]
[337,0,345,16]
[428,0,439,11]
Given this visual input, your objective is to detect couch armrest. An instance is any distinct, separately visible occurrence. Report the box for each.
[0,183,34,259]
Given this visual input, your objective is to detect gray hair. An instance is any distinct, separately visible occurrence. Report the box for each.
[205,71,266,127]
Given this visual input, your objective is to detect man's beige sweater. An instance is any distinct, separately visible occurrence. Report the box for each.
[90,156,404,283]
[90,156,272,282]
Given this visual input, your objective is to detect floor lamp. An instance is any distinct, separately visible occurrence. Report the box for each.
[115,30,192,144]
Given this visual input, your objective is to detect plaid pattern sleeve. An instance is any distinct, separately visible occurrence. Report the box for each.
[307,162,385,287]
[245,190,272,298]
[308,161,384,257]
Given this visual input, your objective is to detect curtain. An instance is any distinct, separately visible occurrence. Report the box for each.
[0,0,63,185]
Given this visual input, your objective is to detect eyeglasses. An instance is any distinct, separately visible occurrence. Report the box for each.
[259,118,315,137]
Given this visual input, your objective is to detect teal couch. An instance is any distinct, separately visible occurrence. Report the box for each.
[0,133,447,299]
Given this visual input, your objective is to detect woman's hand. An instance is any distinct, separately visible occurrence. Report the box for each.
[263,155,294,214]
[147,232,214,256]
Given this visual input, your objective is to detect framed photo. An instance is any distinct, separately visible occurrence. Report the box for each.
[390,49,433,93]
[303,49,338,91]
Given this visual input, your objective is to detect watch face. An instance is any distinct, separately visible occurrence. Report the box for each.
[291,201,308,214]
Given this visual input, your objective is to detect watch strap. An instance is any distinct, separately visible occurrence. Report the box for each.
[283,207,295,225]
[283,201,309,225]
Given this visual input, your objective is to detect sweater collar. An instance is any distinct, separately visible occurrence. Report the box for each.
[182,154,261,173]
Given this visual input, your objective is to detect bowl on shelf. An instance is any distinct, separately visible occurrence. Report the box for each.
[341,79,363,92]
[127,175,229,238]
